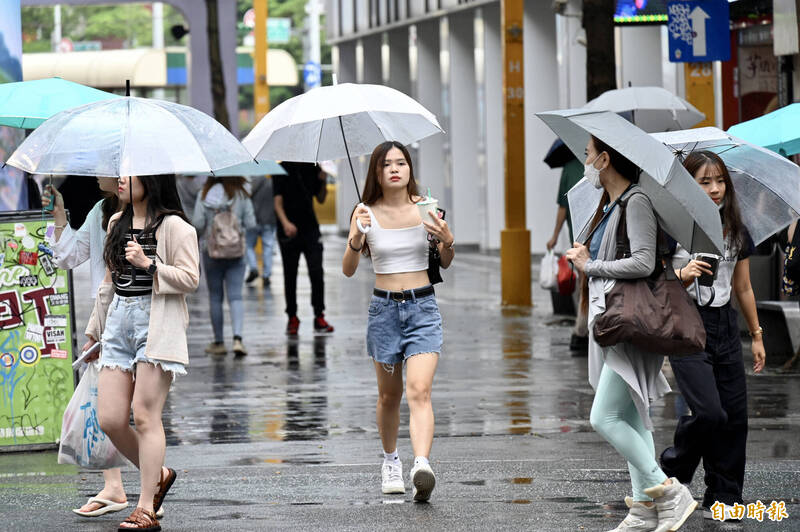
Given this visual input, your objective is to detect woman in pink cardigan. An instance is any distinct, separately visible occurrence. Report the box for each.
[83,175,199,531]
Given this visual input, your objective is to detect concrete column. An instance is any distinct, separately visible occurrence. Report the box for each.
[413,20,446,209]
[173,0,240,135]
[482,4,503,251]
[446,10,481,245]
[524,0,561,253]
[617,25,663,88]
[335,41,360,232]
[362,34,383,84]
[556,0,587,108]
[387,27,411,95]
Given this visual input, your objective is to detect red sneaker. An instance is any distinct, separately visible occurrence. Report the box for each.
[314,314,334,333]
[286,315,300,336]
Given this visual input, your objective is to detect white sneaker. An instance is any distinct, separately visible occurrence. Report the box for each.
[381,462,405,494]
[644,478,698,532]
[410,462,436,502]
[607,497,658,531]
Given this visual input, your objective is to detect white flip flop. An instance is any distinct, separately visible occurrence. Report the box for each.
[72,497,129,517]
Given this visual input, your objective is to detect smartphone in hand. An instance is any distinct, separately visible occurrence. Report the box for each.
[695,253,720,287]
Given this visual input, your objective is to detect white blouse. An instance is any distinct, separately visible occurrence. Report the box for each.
[53,199,107,298]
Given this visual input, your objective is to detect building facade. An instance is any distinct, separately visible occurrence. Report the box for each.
[325,0,686,252]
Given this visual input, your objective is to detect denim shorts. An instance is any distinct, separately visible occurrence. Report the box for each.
[99,294,186,378]
[366,288,443,365]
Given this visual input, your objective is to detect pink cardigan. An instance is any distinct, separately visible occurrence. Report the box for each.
[86,214,200,366]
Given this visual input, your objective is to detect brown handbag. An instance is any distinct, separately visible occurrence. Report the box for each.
[589,193,706,356]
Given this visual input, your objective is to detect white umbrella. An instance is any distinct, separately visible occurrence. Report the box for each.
[651,127,800,245]
[5,96,252,177]
[537,109,723,255]
[584,86,705,133]
[242,83,443,200]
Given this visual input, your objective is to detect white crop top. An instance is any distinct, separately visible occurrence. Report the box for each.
[365,206,429,274]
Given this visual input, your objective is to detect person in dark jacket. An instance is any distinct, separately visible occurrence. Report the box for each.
[244,175,277,286]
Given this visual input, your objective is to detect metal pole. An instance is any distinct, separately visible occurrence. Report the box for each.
[52,5,62,52]
[152,2,166,100]
[254,0,270,121]
[500,0,531,306]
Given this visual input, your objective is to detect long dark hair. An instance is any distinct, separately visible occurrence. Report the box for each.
[353,141,421,257]
[682,150,745,252]
[103,175,188,274]
[361,141,420,206]
[201,176,249,200]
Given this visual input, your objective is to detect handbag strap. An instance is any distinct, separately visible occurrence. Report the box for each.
[614,191,672,280]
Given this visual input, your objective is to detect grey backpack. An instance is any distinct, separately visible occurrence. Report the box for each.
[207,206,245,259]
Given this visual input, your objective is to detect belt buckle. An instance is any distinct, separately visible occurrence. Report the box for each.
[391,291,405,302]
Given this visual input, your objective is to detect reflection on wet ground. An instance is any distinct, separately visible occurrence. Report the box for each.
[68,233,800,451]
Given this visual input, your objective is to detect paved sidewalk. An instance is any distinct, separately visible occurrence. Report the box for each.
[1,232,798,531]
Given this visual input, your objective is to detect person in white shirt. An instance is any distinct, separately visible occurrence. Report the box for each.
[660,150,765,521]
[342,141,454,502]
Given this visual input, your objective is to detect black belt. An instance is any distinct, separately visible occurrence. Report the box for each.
[373,285,435,302]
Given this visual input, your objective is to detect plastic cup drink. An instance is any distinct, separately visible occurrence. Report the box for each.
[417,197,438,221]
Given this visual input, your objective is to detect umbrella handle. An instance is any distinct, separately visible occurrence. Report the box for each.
[356,203,371,234]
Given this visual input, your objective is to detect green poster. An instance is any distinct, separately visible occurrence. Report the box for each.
[0,212,75,450]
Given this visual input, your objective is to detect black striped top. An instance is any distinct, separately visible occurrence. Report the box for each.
[114,229,158,297]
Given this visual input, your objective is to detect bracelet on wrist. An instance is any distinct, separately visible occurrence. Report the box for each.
[54,223,67,229]
[348,238,363,252]
[750,326,764,338]
[678,267,683,282]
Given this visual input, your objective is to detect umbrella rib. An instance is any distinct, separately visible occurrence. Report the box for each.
[314,118,326,163]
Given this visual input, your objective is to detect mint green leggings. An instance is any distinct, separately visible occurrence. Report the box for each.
[590,365,668,501]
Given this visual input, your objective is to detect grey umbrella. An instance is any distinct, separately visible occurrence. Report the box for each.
[651,127,800,246]
[536,109,724,255]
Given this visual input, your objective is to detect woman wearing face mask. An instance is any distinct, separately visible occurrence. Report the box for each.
[342,141,454,502]
[44,180,163,519]
[659,150,765,522]
[565,136,697,532]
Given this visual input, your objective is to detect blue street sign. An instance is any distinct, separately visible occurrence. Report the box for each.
[667,1,730,62]
[303,61,322,89]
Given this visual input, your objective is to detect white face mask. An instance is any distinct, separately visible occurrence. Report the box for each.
[584,154,604,189]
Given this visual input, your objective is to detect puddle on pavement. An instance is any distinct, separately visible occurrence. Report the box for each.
[509,477,533,484]
[459,480,486,486]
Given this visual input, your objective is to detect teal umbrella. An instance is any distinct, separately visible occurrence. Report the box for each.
[0,77,120,129]
[190,159,287,177]
[728,103,800,156]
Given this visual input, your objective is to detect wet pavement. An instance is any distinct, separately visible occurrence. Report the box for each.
[1,230,799,530]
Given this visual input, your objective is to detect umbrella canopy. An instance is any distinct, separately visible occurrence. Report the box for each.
[5,96,252,177]
[727,103,800,156]
[543,139,576,169]
[537,109,723,255]
[243,83,443,162]
[651,127,800,245]
[0,77,120,129]
[583,86,705,133]
[187,159,287,177]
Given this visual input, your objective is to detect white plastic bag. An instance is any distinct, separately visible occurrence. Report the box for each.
[58,364,128,468]
[539,249,559,290]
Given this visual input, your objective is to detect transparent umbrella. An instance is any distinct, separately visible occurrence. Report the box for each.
[242,83,443,201]
[537,109,724,255]
[651,127,800,245]
[5,96,252,177]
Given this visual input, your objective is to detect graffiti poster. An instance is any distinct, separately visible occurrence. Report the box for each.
[0,211,76,450]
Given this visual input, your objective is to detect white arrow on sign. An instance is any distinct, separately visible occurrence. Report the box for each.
[689,6,710,57]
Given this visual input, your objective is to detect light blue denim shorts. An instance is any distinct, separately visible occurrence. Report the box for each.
[366,287,443,365]
[99,294,187,378]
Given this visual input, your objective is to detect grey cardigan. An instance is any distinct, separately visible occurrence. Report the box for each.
[584,186,670,431]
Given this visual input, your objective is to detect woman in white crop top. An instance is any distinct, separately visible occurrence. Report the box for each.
[343,141,454,502]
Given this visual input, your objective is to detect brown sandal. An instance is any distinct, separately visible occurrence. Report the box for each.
[117,507,160,531]
[153,467,177,514]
